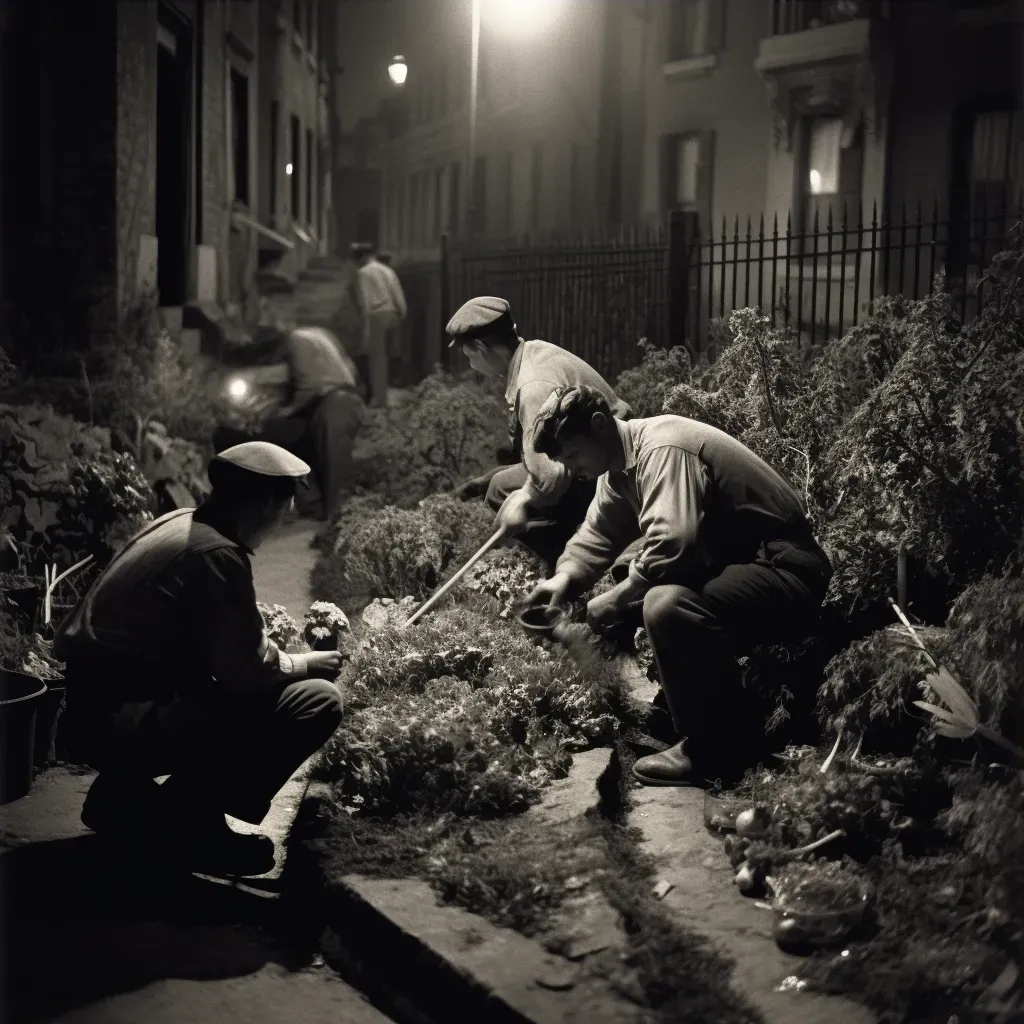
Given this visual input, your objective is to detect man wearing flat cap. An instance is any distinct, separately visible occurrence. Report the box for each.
[447,296,632,569]
[54,442,344,876]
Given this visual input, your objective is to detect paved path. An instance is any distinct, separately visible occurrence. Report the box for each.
[0,527,394,1024]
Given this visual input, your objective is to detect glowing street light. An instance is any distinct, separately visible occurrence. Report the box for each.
[482,0,562,35]
[388,55,408,86]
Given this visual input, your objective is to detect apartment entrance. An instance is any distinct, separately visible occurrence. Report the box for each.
[155,6,192,307]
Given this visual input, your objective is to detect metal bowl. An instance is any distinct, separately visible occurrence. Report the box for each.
[516,604,567,641]
[771,892,869,948]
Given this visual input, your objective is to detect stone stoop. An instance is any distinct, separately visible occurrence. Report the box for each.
[298,748,649,1024]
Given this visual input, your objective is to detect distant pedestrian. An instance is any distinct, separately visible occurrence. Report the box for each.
[357,248,407,408]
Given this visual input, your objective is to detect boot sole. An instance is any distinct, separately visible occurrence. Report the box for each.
[631,766,702,788]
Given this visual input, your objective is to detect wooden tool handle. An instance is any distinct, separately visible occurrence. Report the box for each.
[402,526,508,629]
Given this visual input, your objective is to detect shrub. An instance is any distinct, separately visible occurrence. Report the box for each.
[0,403,154,578]
[350,370,507,506]
[91,296,219,449]
[311,493,493,610]
[614,338,695,417]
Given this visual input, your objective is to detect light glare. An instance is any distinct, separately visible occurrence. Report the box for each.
[286,162,294,176]
[228,378,249,400]
[482,0,562,34]
[388,55,408,86]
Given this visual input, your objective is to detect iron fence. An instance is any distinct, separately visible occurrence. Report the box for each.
[445,226,668,381]
[679,199,1023,349]
[425,198,1020,382]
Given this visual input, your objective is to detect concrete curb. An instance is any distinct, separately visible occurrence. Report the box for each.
[290,748,647,1024]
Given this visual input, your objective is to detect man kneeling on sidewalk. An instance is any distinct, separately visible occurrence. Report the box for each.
[524,386,832,787]
[54,442,344,876]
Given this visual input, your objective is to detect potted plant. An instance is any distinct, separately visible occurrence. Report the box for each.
[303,601,350,652]
[0,524,42,635]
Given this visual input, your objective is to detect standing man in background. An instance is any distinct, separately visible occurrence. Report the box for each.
[357,247,407,408]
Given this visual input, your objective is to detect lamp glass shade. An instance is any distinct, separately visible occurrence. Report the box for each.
[388,56,408,86]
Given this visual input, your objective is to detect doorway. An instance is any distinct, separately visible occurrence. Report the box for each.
[156,13,191,307]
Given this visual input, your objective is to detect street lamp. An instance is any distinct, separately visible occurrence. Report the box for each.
[388,54,408,86]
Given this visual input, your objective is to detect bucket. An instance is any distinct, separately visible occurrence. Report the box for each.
[0,669,48,804]
[516,605,567,642]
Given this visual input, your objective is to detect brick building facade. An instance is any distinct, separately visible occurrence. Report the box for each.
[0,0,338,363]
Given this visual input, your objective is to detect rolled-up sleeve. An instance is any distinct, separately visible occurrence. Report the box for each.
[190,547,301,695]
[555,476,641,592]
[516,381,573,507]
[628,446,708,587]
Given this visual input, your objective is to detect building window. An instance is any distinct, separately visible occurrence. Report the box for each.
[530,143,542,230]
[306,128,314,224]
[801,115,862,233]
[230,68,250,205]
[668,0,710,62]
[395,181,405,247]
[968,109,1024,218]
[290,115,300,216]
[269,100,279,215]
[409,175,419,245]
[662,130,714,225]
[293,0,303,38]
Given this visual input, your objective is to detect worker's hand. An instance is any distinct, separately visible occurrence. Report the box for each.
[494,491,532,537]
[524,572,572,609]
[305,650,344,680]
[586,589,625,634]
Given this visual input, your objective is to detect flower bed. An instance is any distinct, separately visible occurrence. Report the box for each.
[298,238,1024,1018]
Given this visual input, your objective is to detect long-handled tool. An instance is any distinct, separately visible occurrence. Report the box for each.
[402,525,509,629]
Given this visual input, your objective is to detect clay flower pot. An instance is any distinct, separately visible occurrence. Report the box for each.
[517,604,567,642]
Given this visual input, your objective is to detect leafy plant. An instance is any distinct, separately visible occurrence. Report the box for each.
[257,602,303,652]
[0,403,153,577]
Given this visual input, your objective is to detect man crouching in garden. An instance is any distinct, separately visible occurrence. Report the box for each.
[54,442,344,876]
[448,295,632,569]
[524,386,832,786]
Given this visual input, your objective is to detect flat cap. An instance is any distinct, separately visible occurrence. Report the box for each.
[213,441,310,478]
[446,296,515,347]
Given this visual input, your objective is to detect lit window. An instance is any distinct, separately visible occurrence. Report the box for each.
[807,118,841,195]
[677,136,700,205]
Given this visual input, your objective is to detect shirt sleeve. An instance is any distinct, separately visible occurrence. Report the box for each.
[555,474,641,592]
[284,335,319,415]
[627,446,709,588]
[515,380,573,507]
[189,547,301,695]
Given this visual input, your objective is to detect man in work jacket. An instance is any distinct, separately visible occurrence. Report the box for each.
[54,442,344,876]
[524,385,833,786]
[447,295,632,570]
[220,326,365,522]
[357,248,407,408]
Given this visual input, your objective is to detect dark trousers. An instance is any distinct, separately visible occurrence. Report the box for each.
[630,537,832,763]
[486,463,598,569]
[216,388,365,520]
[62,677,343,825]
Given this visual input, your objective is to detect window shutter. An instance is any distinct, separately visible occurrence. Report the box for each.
[697,130,715,231]
[661,133,682,210]
[706,0,725,54]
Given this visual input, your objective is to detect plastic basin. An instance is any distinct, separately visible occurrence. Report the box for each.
[0,669,49,804]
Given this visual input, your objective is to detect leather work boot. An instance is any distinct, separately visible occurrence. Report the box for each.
[632,740,697,787]
[81,773,162,835]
